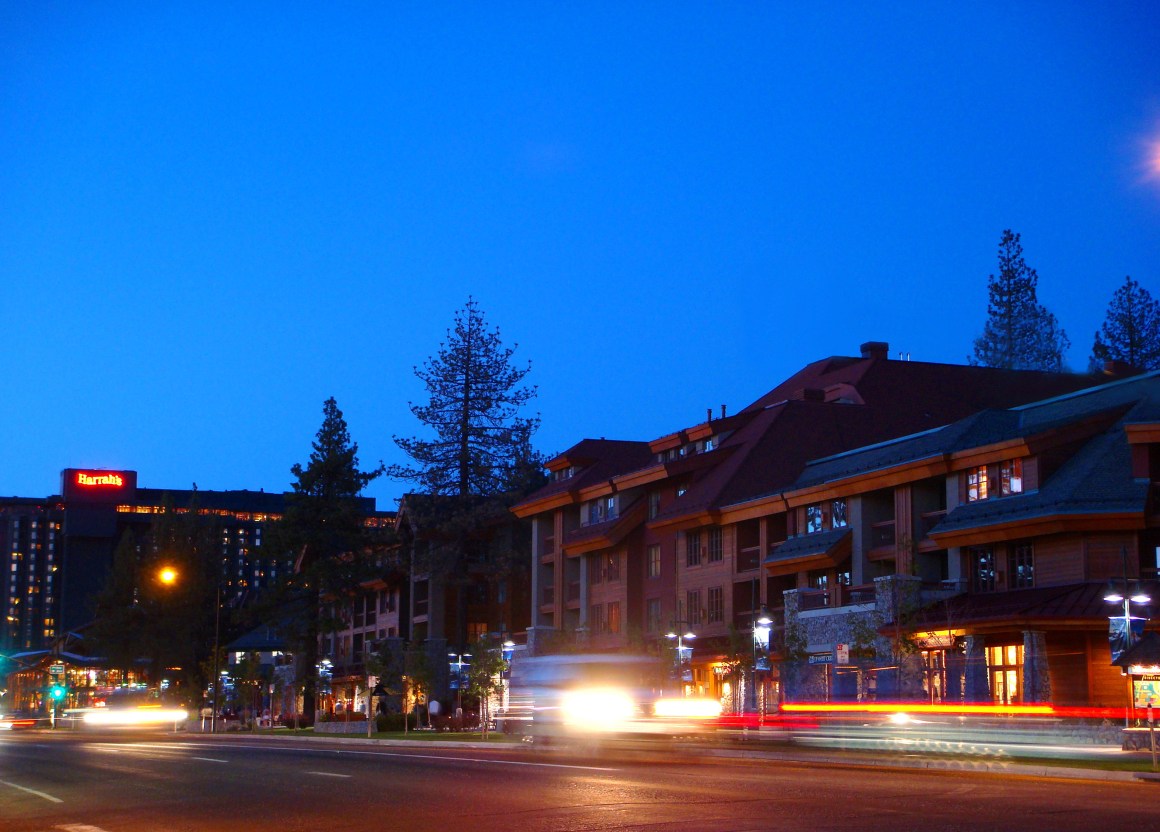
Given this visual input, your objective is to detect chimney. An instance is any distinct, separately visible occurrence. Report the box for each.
[720,404,727,419]
[860,341,889,360]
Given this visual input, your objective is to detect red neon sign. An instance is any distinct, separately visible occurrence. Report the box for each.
[76,472,125,487]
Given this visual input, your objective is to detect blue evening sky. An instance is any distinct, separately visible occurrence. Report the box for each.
[2,3,1159,508]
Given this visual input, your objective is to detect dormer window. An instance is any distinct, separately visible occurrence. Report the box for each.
[1000,459,1023,496]
[967,466,989,502]
[552,465,576,482]
[586,495,617,525]
[703,437,715,452]
[806,499,848,534]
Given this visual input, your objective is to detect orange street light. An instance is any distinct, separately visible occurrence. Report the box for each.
[158,567,178,586]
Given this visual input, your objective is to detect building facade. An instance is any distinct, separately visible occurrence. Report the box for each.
[512,342,1133,710]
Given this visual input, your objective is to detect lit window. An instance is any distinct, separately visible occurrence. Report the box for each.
[1000,459,1023,496]
[967,466,989,502]
[831,499,848,529]
[607,602,621,634]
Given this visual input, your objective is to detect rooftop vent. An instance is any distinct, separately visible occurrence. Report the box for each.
[860,341,889,360]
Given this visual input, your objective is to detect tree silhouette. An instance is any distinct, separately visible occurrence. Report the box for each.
[1090,276,1160,371]
[971,229,1070,371]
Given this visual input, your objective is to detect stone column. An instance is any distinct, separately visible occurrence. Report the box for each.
[1022,630,1052,704]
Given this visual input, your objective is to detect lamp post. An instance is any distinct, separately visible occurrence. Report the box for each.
[210,583,221,733]
[1105,549,1151,728]
[448,653,471,715]
[752,610,773,724]
[665,630,695,693]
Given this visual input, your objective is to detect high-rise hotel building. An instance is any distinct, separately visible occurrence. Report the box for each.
[1,468,388,655]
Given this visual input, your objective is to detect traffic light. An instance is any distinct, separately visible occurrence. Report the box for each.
[49,684,66,702]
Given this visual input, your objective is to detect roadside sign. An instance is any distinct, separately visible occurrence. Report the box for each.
[49,663,65,675]
[835,643,849,665]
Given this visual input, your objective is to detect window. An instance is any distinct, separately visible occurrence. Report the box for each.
[646,598,661,633]
[805,499,848,533]
[967,466,989,502]
[1010,543,1034,589]
[831,499,848,529]
[588,554,603,585]
[604,551,620,582]
[686,590,703,626]
[1000,459,1023,496]
[987,644,1023,705]
[589,604,605,634]
[971,547,996,592]
[707,586,723,623]
[649,491,661,519]
[686,531,702,567]
[647,544,662,578]
[707,528,723,563]
[607,601,621,634]
[806,504,825,534]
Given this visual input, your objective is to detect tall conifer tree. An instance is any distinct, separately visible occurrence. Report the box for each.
[273,397,384,722]
[971,229,1070,371]
[390,298,541,497]
[1090,276,1160,371]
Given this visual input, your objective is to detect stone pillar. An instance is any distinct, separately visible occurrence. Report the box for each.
[1022,630,1052,704]
[963,635,989,703]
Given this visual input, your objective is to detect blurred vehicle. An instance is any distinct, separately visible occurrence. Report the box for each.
[0,711,39,730]
[510,653,720,747]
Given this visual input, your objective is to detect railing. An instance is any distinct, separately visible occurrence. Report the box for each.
[737,545,761,572]
[841,583,876,606]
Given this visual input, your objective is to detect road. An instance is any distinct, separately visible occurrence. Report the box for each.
[1,731,1155,831]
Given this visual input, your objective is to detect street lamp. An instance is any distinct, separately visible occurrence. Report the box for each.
[1106,557,1151,728]
[448,653,471,715]
[666,630,695,692]
[752,610,773,723]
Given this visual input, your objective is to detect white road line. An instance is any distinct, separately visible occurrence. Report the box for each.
[56,825,111,832]
[191,742,620,772]
[0,779,64,803]
[192,756,229,763]
[306,771,352,778]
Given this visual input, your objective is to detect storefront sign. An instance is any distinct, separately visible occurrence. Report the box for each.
[808,654,833,665]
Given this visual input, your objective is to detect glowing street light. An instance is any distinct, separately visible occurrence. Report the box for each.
[157,566,178,586]
[666,630,695,690]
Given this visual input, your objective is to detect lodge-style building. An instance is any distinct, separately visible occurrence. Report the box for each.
[512,342,1157,711]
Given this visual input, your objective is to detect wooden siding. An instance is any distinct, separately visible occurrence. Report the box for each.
[1034,536,1085,587]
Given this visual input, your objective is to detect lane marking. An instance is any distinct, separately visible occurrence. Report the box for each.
[306,771,352,778]
[194,738,621,770]
[192,757,229,763]
[57,826,111,832]
[0,779,64,803]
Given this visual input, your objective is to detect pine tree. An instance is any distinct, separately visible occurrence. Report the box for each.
[389,298,541,497]
[1090,276,1160,371]
[271,397,385,722]
[971,229,1071,371]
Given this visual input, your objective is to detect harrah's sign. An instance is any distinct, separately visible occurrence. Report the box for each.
[76,471,124,487]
